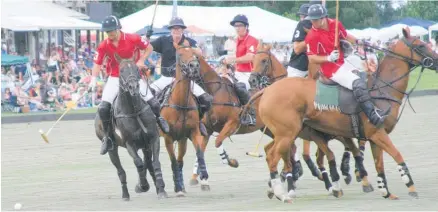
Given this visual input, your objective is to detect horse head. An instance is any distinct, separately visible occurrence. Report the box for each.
[114,53,141,97]
[249,40,287,90]
[391,27,438,71]
[173,40,201,80]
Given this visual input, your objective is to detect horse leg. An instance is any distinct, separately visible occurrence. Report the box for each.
[302,139,323,181]
[282,140,298,199]
[192,131,210,191]
[164,135,185,197]
[125,142,148,194]
[355,139,367,181]
[150,134,168,199]
[342,138,373,193]
[338,137,353,185]
[289,142,303,182]
[108,146,130,201]
[315,140,343,198]
[134,148,153,193]
[190,134,210,186]
[370,141,398,200]
[176,138,188,194]
[267,136,294,203]
[314,145,334,195]
[370,129,417,199]
[215,120,239,168]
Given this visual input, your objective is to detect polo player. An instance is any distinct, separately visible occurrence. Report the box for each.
[224,14,259,126]
[146,17,213,136]
[91,15,169,155]
[305,4,388,127]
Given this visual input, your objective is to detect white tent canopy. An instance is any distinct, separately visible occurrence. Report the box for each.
[1,0,98,31]
[2,16,101,31]
[120,5,298,42]
[429,23,438,39]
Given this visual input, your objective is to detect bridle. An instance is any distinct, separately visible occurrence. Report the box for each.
[118,59,140,94]
[250,50,287,89]
[365,36,437,121]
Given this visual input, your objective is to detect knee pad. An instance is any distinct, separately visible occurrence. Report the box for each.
[98,101,112,120]
[199,93,213,110]
[147,97,161,115]
[235,82,247,91]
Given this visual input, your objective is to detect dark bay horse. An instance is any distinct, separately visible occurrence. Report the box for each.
[245,43,372,199]
[95,55,167,200]
[159,40,210,196]
[256,27,438,202]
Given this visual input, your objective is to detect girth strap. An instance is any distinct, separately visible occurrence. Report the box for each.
[350,114,366,140]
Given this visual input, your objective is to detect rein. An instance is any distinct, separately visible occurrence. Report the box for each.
[365,37,436,122]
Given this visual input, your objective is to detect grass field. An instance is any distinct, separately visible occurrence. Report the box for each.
[1,68,437,118]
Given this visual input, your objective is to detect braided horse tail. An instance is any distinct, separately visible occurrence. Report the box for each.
[240,89,265,119]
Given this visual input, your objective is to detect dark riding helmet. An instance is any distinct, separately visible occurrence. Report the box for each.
[297,3,311,16]
[101,15,122,32]
[305,4,328,20]
[167,17,187,29]
[230,14,249,26]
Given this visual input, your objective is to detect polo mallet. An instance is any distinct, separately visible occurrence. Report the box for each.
[146,0,160,39]
[334,0,340,50]
[246,126,267,158]
[39,88,91,143]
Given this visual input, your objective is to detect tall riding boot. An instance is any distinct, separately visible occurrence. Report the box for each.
[352,79,389,127]
[147,97,170,134]
[197,93,213,137]
[235,82,256,126]
[98,101,115,155]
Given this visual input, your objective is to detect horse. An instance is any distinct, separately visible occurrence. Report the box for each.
[159,40,210,196]
[255,27,438,202]
[246,43,372,198]
[94,54,167,201]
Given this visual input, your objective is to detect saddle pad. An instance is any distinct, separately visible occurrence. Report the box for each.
[314,80,340,111]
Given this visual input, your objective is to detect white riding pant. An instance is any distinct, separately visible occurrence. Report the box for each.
[234,71,251,90]
[330,63,360,90]
[150,75,206,97]
[101,76,154,103]
[287,66,308,78]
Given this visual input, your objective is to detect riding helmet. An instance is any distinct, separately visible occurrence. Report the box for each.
[297,3,311,16]
[305,4,328,20]
[101,15,122,32]
[167,17,187,29]
[230,14,249,26]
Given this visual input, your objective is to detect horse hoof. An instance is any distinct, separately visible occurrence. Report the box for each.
[332,189,344,198]
[189,178,199,186]
[344,174,352,185]
[408,192,419,199]
[201,184,211,191]
[355,171,361,182]
[228,159,239,168]
[362,184,374,193]
[267,190,274,199]
[282,197,293,204]
[388,194,399,200]
[135,184,150,193]
[157,191,168,199]
[287,190,297,198]
[176,191,186,197]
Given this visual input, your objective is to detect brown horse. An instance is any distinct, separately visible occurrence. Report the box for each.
[159,40,210,196]
[248,43,372,197]
[256,27,438,202]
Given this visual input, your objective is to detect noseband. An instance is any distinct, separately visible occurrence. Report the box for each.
[119,60,140,93]
[251,50,287,89]
[176,45,200,78]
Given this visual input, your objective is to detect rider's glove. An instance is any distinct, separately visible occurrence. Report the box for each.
[356,39,369,46]
[146,29,153,39]
[327,50,340,62]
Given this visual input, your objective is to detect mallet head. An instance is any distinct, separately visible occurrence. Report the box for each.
[246,152,263,158]
[39,129,49,143]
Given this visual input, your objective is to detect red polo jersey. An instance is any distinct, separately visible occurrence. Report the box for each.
[235,33,258,72]
[305,18,347,78]
[94,32,149,77]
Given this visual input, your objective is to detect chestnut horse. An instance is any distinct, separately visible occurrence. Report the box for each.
[160,40,210,196]
[256,28,437,202]
[248,43,372,197]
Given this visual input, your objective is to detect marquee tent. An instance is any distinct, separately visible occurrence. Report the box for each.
[120,5,298,42]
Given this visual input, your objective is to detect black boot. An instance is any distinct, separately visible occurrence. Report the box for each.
[197,93,213,137]
[235,82,256,126]
[352,79,389,127]
[98,101,115,155]
[147,97,170,134]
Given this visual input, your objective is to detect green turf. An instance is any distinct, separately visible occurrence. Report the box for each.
[1,107,97,117]
[407,67,438,90]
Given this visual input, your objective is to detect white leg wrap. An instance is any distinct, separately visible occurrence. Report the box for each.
[397,165,411,184]
[377,176,388,196]
[332,181,341,191]
[216,145,228,164]
[192,157,199,175]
